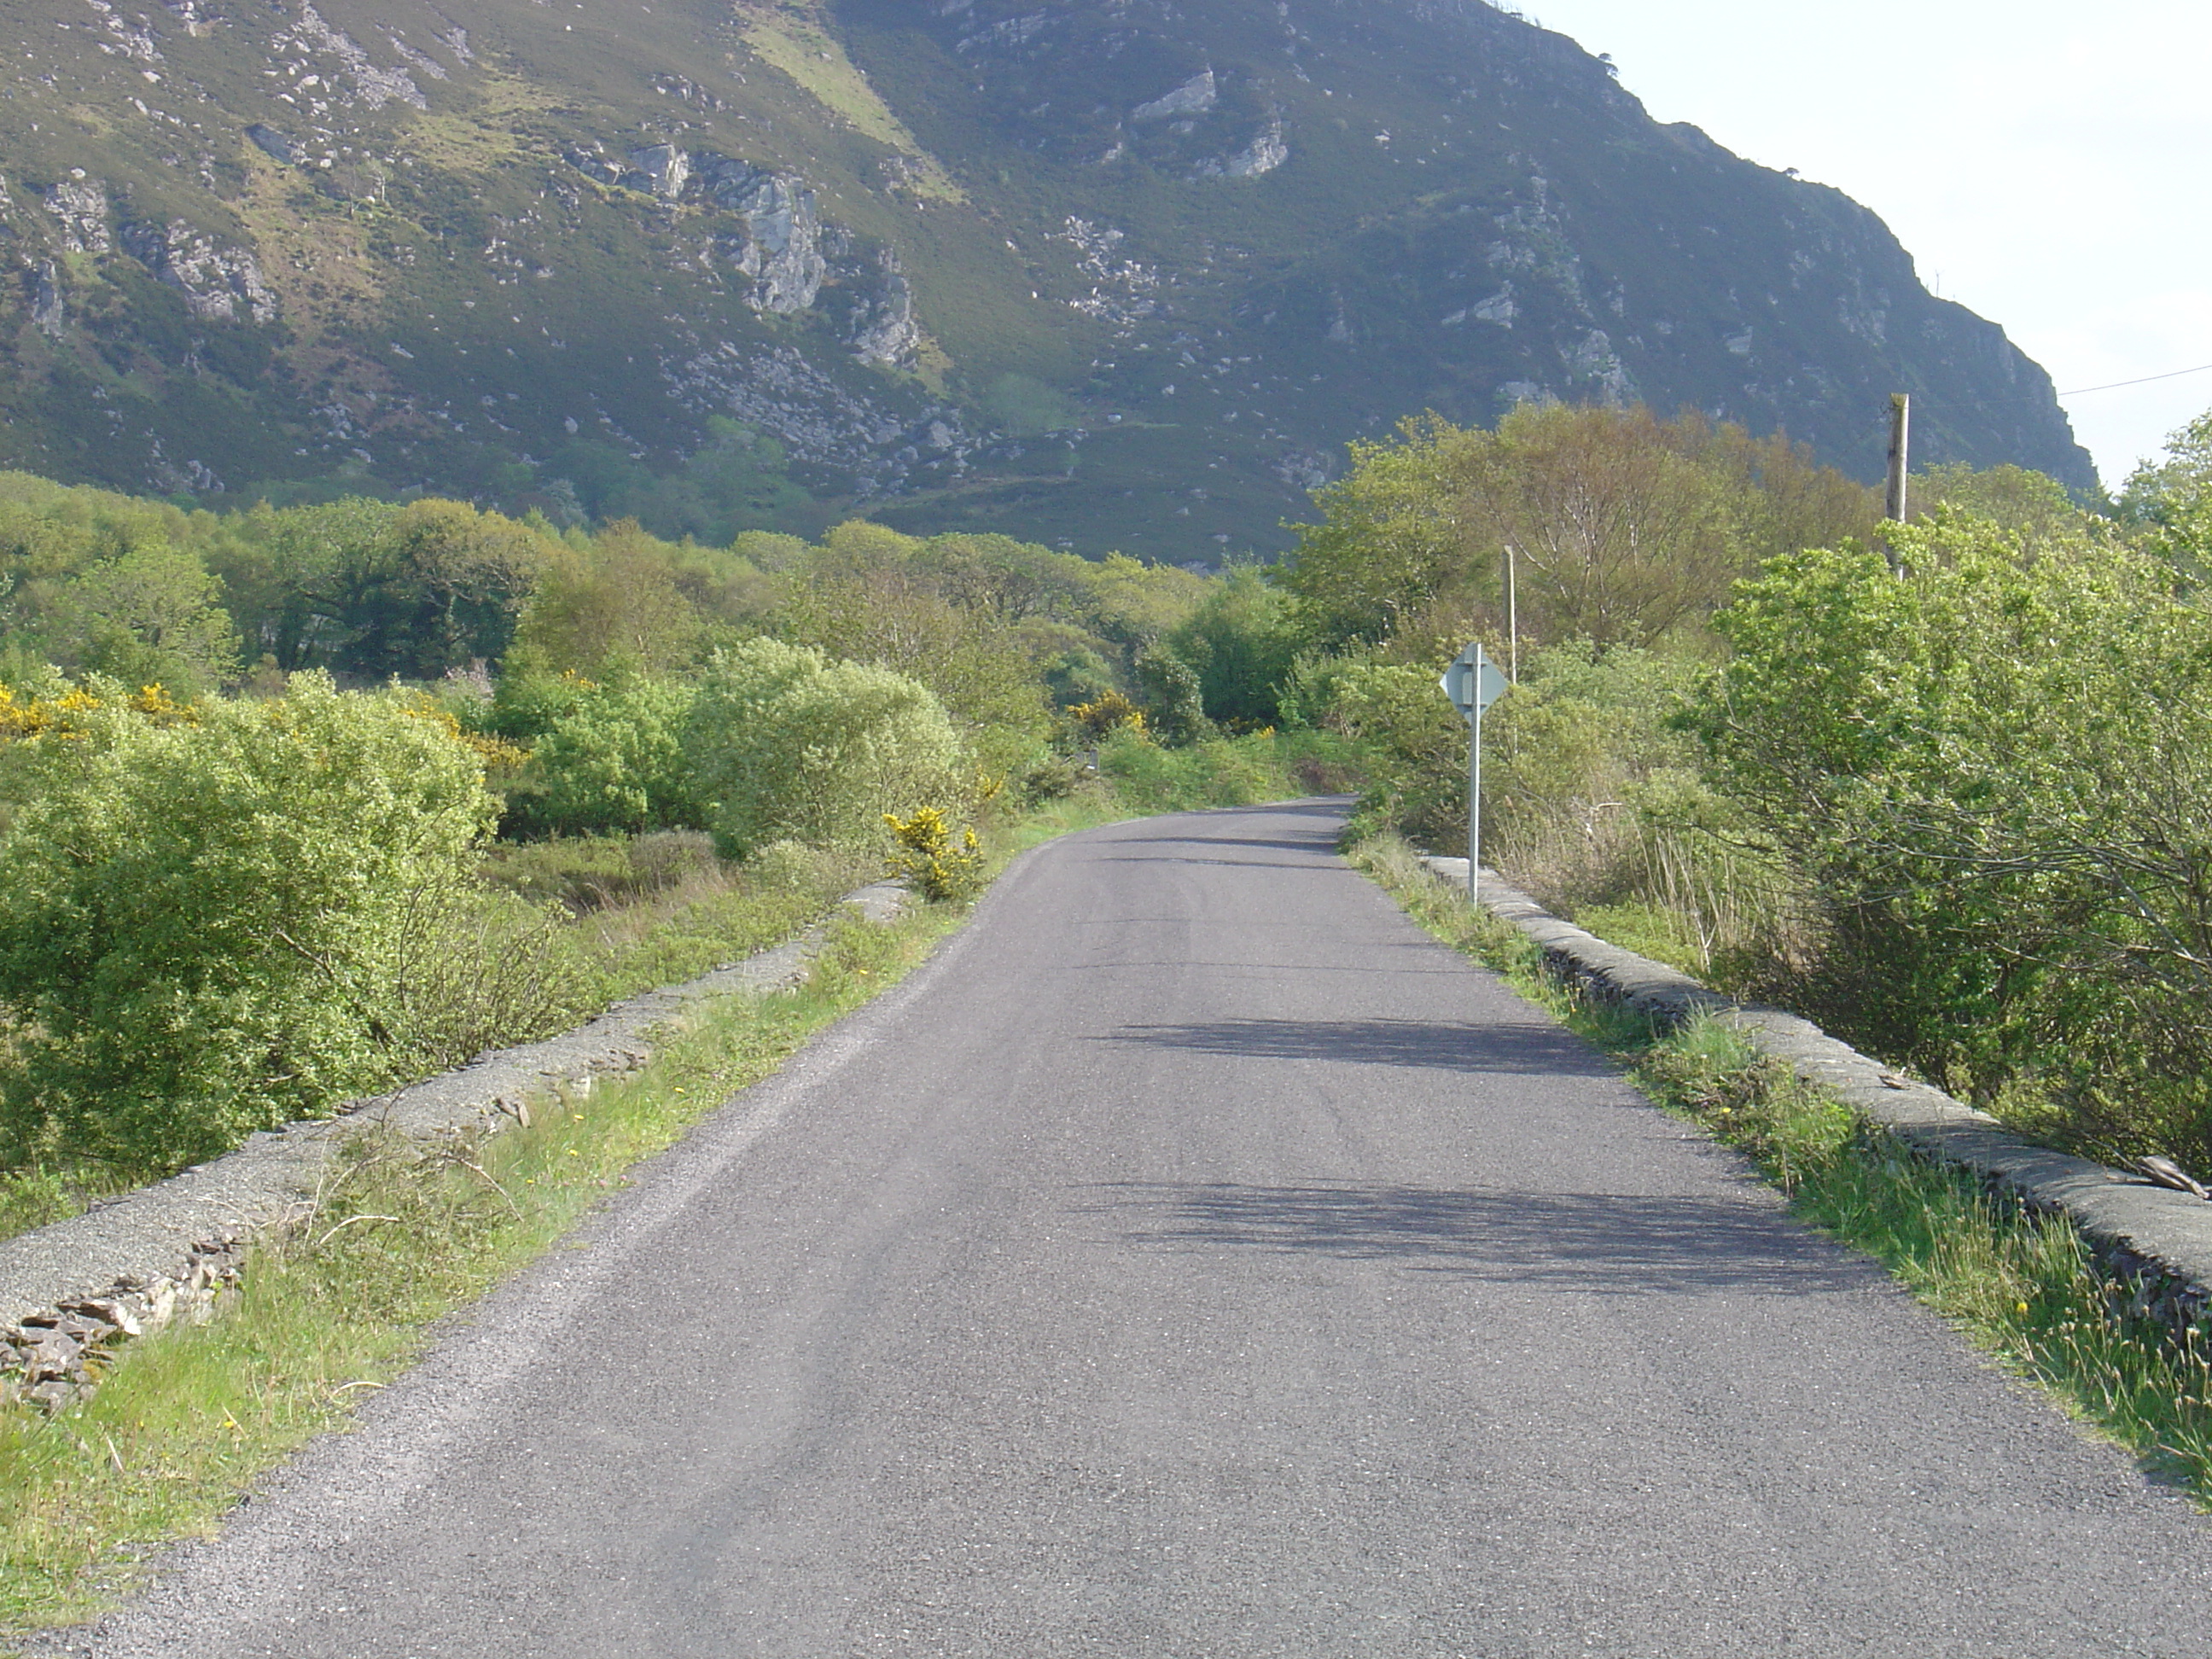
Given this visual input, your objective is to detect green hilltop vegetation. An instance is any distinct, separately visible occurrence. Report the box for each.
[0,0,2091,562]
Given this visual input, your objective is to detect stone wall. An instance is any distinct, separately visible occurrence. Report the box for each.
[0,882,908,1410]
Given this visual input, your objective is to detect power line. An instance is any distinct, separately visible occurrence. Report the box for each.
[2059,363,2212,396]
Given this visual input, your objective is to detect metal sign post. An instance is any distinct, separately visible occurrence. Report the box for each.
[1440,642,1511,900]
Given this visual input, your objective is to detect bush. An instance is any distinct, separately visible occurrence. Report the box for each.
[384,889,603,1077]
[513,674,703,839]
[1693,513,2212,1161]
[684,638,967,859]
[1132,644,1212,743]
[0,673,498,1173]
[1095,727,1315,813]
[885,806,987,903]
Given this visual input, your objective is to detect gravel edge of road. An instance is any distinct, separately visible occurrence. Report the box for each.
[0,882,911,1341]
[1424,856,2212,1332]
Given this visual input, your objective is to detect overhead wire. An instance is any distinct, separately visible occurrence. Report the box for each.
[2059,363,2212,396]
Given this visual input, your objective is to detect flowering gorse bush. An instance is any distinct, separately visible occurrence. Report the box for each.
[884,806,986,903]
[1067,688,1145,742]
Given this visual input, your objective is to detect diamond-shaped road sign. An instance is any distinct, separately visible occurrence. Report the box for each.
[1440,643,1510,725]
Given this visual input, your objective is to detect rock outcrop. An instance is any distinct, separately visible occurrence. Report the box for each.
[119,219,278,325]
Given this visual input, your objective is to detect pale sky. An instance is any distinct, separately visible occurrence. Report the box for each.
[1513,0,2212,492]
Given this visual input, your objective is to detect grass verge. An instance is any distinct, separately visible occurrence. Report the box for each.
[0,901,962,1641]
[1352,832,2212,1505]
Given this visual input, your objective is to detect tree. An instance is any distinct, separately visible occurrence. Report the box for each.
[1455,403,1746,647]
[513,519,705,681]
[1280,415,1477,649]
[53,543,240,695]
[203,498,399,672]
[775,538,1050,773]
[338,500,556,679]
[1131,643,1211,744]
[2120,406,2212,585]
[1282,404,1877,655]
[1165,565,1299,728]
[1912,462,2104,559]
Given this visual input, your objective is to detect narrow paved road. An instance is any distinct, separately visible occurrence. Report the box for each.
[60,803,2212,1656]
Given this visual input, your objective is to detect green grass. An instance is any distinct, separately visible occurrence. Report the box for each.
[0,1170,121,1246]
[0,901,962,1640]
[1353,831,2212,1505]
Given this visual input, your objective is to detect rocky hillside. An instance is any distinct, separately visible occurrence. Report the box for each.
[0,0,2092,558]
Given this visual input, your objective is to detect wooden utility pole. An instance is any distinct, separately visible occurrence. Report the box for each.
[1882,393,1910,574]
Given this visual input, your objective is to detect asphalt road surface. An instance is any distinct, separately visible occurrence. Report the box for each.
[55,802,2212,1657]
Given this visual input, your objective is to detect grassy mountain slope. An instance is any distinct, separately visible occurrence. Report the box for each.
[0,0,2093,560]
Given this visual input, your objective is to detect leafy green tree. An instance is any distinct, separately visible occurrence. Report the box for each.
[332,500,556,679]
[1279,415,1475,649]
[202,497,399,672]
[1912,463,2101,556]
[775,540,1049,774]
[513,519,705,681]
[1165,565,1299,728]
[51,543,240,696]
[1283,405,1877,654]
[2119,406,2212,584]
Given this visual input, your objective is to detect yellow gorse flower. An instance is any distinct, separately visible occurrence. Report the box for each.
[1068,689,1144,740]
[399,690,532,768]
[884,804,987,902]
[0,682,199,742]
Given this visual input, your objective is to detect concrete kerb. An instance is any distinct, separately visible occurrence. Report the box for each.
[0,880,910,1406]
[1423,855,2212,1336]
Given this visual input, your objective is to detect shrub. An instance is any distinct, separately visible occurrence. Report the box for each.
[0,672,497,1173]
[684,638,966,859]
[885,806,987,902]
[1132,644,1211,743]
[1693,512,2212,1160]
[384,888,603,1076]
[1067,688,1145,742]
[515,674,703,839]
[1094,727,1308,813]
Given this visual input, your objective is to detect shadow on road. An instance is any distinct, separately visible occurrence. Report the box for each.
[1096,1016,1610,1076]
[1082,1179,1861,1294]
[1109,833,1343,857]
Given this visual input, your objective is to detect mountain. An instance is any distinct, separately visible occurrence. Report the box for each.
[0,0,2093,559]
